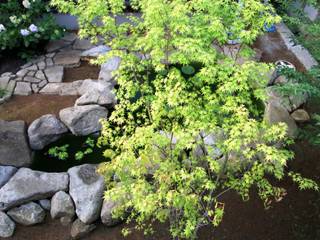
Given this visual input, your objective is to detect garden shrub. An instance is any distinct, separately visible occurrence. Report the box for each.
[0,0,63,58]
[52,0,319,239]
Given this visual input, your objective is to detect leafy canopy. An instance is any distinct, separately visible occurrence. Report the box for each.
[52,0,319,239]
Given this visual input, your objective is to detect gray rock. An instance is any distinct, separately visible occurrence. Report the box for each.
[46,40,71,52]
[60,216,74,226]
[51,191,75,219]
[7,202,45,226]
[0,168,69,211]
[264,101,298,138]
[62,32,78,42]
[0,211,15,238]
[59,105,108,136]
[75,89,116,108]
[0,81,16,104]
[35,70,46,81]
[73,38,93,50]
[38,80,48,89]
[28,114,68,150]
[54,50,81,68]
[100,199,123,226]
[0,166,17,188]
[78,79,113,96]
[98,56,121,82]
[291,109,310,123]
[44,66,64,83]
[38,199,51,211]
[25,65,38,71]
[27,70,36,77]
[46,53,56,58]
[45,58,54,67]
[16,69,29,78]
[1,72,13,77]
[0,76,10,89]
[37,61,46,70]
[68,164,104,224]
[0,120,32,167]
[194,132,223,160]
[81,45,111,57]
[70,219,96,240]
[40,81,83,96]
[14,82,32,96]
[23,76,41,83]
[31,84,40,93]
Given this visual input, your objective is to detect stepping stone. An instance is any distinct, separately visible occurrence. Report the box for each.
[54,50,81,68]
[23,76,41,83]
[0,120,32,167]
[81,45,111,57]
[16,69,29,78]
[61,32,78,42]
[14,82,32,95]
[0,168,69,211]
[44,66,64,83]
[46,39,71,52]
[35,70,46,81]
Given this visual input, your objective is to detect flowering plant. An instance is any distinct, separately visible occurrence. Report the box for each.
[0,0,63,58]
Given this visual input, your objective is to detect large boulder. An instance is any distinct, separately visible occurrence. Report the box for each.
[7,202,45,226]
[81,45,111,57]
[59,105,108,136]
[0,211,15,238]
[264,101,298,138]
[50,191,75,219]
[70,219,96,240]
[28,114,68,150]
[68,164,104,224]
[0,166,17,188]
[0,168,69,211]
[0,120,32,167]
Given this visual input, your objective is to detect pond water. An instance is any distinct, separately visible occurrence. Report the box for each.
[31,134,107,172]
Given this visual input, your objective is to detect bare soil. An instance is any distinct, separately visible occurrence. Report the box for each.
[253,31,306,72]
[63,60,100,82]
[0,95,78,125]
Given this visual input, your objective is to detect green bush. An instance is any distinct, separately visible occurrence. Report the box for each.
[52,0,319,239]
[0,0,63,58]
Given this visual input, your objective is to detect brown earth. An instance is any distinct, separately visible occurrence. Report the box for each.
[63,60,100,82]
[0,95,78,125]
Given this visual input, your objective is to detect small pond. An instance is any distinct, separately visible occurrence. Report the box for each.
[31,134,106,172]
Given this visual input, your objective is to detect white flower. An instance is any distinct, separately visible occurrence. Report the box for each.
[22,0,31,9]
[0,24,6,32]
[29,24,38,33]
[20,29,30,36]
[9,16,17,24]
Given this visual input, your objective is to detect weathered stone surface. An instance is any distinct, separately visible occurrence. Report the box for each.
[98,56,121,82]
[291,109,310,123]
[60,216,74,226]
[75,89,116,108]
[59,105,108,136]
[45,58,54,67]
[46,40,71,52]
[38,80,47,89]
[70,219,96,240]
[62,32,78,42]
[0,166,17,188]
[0,168,69,211]
[7,202,45,226]
[28,114,68,150]
[45,66,64,83]
[0,81,16,104]
[264,101,298,138]
[68,164,104,224]
[0,120,32,167]
[25,65,38,71]
[78,79,113,96]
[0,211,15,238]
[40,81,83,95]
[81,45,111,57]
[23,76,41,83]
[31,84,40,93]
[38,199,51,211]
[1,72,13,77]
[0,76,10,89]
[27,70,36,77]
[51,191,75,219]
[73,38,93,50]
[14,82,32,96]
[16,69,29,78]
[54,50,81,68]
[37,61,46,70]
[35,70,46,80]
[101,199,123,226]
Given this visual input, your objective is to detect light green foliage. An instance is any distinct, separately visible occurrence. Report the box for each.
[52,0,318,239]
[0,0,63,58]
[48,144,69,161]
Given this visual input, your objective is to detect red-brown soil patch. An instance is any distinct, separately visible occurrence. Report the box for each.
[63,60,100,82]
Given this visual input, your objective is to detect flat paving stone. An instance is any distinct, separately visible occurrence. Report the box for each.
[44,66,64,83]
[54,50,81,68]
[14,82,32,96]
